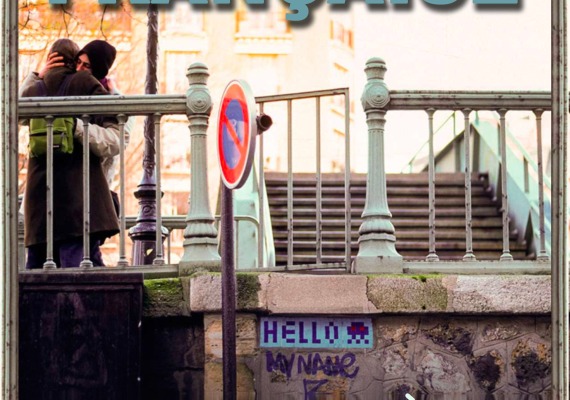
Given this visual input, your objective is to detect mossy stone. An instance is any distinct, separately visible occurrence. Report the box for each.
[237,273,261,310]
[143,278,189,317]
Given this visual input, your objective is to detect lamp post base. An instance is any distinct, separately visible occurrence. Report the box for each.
[353,233,403,274]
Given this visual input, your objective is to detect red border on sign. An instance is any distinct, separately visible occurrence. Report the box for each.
[217,80,256,189]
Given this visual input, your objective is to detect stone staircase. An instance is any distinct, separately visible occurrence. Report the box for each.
[265,172,530,265]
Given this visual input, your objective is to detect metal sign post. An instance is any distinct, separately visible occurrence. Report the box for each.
[220,185,237,400]
[217,80,267,400]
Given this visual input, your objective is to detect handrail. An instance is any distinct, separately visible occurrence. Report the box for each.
[256,88,349,103]
[505,124,552,188]
[387,91,551,110]
[18,88,552,267]
[18,94,188,116]
[18,88,352,117]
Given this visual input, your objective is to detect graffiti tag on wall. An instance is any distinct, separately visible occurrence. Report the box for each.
[265,350,360,399]
[260,317,373,349]
[265,350,360,380]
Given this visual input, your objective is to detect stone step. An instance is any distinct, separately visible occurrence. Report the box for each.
[268,196,496,207]
[270,217,505,229]
[264,172,489,187]
[269,207,501,218]
[266,185,491,198]
[264,171,532,263]
[272,229,519,241]
[273,240,527,252]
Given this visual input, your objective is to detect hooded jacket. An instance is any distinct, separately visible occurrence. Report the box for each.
[20,45,119,247]
[77,40,117,81]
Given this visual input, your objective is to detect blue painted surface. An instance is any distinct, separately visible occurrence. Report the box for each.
[221,99,245,170]
[260,317,373,349]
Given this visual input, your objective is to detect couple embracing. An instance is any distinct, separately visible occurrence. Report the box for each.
[20,38,132,269]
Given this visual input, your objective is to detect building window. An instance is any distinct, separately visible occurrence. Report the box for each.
[233,3,292,55]
[163,2,204,33]
[330,20,353,49]
[236,10,289,36]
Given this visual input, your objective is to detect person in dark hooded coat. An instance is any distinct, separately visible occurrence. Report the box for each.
[76,39,117,92]
[23,39,132,184]
[20,38,119,268]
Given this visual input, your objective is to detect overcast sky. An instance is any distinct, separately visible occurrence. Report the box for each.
[353,1,551,90]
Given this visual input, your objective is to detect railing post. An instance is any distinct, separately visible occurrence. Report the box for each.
[551,0,568,396]
[79,115,93,269]
[43,116,57,269]
[498,109,513,261]
[179,62,221,275]
[353,57,403,274]
[426,108,439,262]
[533,109,549,261]
[462,109,476,262]
[2,0,19,396]
[117,114,129,267]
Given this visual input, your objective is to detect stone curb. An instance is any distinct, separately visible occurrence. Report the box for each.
[176,273,551,316]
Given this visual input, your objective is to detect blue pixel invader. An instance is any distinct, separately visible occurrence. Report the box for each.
[346,322,370,345]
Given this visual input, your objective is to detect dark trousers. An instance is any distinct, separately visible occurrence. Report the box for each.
[26,237,105,269]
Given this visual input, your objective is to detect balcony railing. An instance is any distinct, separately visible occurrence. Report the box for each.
[16,60,554,275]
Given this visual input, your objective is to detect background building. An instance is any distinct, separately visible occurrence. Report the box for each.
[18,0,356,262]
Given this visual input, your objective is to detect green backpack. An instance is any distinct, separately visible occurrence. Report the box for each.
[29,117,75,157]
[28,76,75,158]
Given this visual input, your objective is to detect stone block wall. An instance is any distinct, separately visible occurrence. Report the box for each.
[202,314,551,399]
[141,273,552,399]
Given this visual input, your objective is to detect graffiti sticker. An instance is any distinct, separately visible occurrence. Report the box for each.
[260,317,373,349]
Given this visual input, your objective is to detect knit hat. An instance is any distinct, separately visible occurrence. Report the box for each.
[77,40,117,80]
[49,38,80,71]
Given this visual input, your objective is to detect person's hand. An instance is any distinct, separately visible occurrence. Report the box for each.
[106,75,119,94]
[38,52,64,79]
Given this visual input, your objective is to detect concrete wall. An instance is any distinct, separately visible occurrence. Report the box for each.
[142,273,552,399]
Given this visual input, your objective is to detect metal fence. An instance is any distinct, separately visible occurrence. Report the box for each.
[387,93,552,263]
[17,87,555,270]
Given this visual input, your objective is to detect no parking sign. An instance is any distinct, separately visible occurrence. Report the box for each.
[217,80,257,189]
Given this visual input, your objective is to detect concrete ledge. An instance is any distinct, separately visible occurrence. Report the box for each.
[143,273,552,317]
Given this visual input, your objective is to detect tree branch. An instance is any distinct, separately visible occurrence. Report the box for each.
[100,5,108,40]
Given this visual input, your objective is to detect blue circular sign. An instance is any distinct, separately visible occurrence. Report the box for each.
[217,80,257,189]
